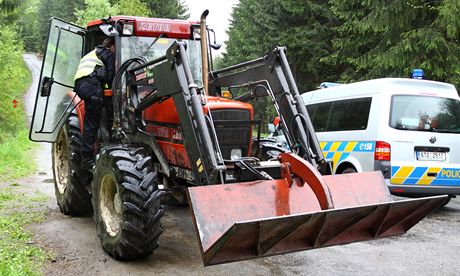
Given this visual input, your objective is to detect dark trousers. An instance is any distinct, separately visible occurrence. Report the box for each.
[74,77,113,159]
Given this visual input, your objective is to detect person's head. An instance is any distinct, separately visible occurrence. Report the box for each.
[102,37,115,53]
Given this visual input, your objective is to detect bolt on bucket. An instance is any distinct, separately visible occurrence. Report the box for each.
[187,171,448,266]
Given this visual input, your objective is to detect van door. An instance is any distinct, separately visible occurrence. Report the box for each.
[29,18,86,142]
[389,95,460,186]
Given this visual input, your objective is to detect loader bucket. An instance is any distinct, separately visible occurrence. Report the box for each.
[188,164,448,265]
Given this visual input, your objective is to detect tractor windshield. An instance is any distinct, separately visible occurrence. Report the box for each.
[120,37,203,86]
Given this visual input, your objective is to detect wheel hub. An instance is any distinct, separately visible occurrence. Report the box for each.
[100,174,122,237]
[53,130,69,194]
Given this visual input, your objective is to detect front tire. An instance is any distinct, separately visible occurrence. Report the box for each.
[52,111,92,216]
[252,138,287,161]
[92,145,163,260]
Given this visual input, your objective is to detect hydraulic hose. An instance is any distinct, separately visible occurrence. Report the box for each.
[111,57,146,128]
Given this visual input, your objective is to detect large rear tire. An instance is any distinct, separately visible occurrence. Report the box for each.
[52,111,92,216]
[92,145,163,260]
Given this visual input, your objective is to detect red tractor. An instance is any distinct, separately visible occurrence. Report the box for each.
[30,12,448,265]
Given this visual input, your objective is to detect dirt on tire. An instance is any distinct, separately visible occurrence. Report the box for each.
[52,110,92,216]
[92,145,163,260]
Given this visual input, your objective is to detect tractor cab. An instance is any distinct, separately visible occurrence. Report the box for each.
[87,16,204,82]
[29,16,206,143]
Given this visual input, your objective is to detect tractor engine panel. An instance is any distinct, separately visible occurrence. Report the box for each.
[143,96,254,169]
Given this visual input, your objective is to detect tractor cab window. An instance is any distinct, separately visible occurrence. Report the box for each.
[120,36,203,87]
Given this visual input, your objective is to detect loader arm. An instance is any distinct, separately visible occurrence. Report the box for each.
[186,47,449,266]
[210,47,328,173]
[123,42,448,267]
[127,41,224,185]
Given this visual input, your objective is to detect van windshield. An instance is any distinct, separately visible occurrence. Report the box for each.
[390,95,460,133]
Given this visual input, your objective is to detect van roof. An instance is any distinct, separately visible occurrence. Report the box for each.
[303,78,459,103]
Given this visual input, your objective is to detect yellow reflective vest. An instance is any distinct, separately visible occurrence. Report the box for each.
[74,49,104,81]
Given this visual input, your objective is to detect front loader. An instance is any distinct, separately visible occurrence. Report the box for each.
[30,12,448,266]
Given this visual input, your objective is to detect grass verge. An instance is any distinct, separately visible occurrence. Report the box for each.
[0,187,50,275]
[0,58,36,181]
[0,129,36,181]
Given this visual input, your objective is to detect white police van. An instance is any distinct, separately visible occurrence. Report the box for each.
[301,78,460,197]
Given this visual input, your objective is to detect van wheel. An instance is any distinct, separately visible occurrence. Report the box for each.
[341,167,357,174]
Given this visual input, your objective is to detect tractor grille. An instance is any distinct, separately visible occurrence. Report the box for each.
[209,109,251,160]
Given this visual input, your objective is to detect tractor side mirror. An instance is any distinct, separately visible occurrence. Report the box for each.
[100,24,119,36]
[40,76,54,97]
[211,43,221,50]
[268,123,275,133]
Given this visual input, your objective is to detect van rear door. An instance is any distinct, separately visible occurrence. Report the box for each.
[389,95,460,188]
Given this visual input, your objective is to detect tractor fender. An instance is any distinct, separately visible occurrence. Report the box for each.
[67,91,85,132]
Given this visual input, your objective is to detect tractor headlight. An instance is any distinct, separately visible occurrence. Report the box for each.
[230,148,242,161]
[122,23,134,35]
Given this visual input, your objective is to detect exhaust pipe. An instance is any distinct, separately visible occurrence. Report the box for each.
[200,10,209,95]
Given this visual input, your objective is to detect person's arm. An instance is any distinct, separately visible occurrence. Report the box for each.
[103,50,115,88]
[97,48,115,88]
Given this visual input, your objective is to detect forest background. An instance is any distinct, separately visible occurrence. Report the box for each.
[1,0,459,156]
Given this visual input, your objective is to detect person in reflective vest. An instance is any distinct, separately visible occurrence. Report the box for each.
[74,37,115,184]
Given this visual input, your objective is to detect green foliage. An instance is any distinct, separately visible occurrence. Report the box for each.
[325,0,460,87]
[223,0,337,91]
[0,0,24,24]
[17,0,188,53]
[0,129,36,181]
[212,55,225,70]
[222,0,338,127]
[17,0,40,52]
[36,0,85,52]
[0,24,36,181]
[74,0,188,27]
[144,0,189,19]
[75,0,117,27]
[223,0,276,66]
[114,0,151,17]
[0,26,29,139]
[0,187,49,275]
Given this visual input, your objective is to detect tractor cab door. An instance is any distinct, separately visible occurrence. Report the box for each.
[30,18,86,142]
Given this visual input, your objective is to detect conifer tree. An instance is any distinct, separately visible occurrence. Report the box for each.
[326,0,460,87]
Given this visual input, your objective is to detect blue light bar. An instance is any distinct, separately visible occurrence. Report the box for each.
[411,69,424,79]
[318,82,341,89]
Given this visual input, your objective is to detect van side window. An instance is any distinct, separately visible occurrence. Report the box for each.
[307,102,332,131]
[307,97,372,132]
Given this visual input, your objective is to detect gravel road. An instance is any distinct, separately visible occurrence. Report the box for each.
[20,54,460,276]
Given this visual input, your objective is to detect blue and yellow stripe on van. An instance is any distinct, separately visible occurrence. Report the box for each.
[320,141,375,170]
[391,166,460,186]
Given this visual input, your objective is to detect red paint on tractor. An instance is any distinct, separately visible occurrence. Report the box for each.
[143,96,254,168]
[87,16,194,39]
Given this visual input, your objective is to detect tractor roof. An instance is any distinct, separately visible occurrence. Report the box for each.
[87,16,196,39]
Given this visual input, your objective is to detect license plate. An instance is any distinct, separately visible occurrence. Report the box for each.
[416,151,446,161]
